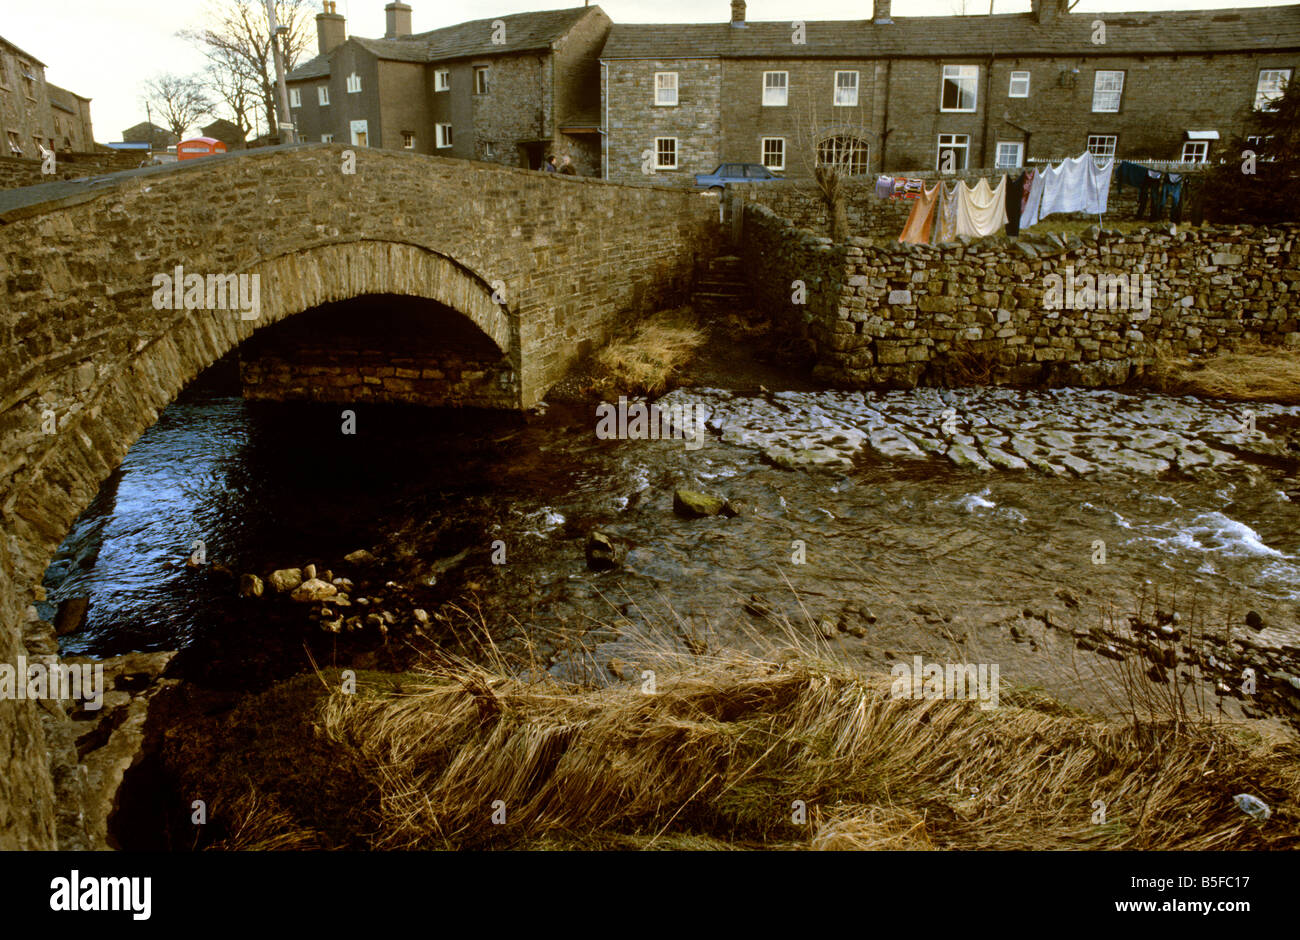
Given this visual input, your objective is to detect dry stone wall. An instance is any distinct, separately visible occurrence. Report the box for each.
[742,202,1300,389]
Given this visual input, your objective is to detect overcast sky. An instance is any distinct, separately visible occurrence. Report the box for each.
[3,0,1292,141]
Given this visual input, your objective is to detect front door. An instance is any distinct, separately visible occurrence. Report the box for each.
[350,120,369,147]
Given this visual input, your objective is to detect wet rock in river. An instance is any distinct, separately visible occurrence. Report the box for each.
[238,574,264,598]
[54,596,89,636]
[1245,610,1264,631]
[344,549,377,566]
[268,568,303,593]
[585,531,620,571]
[290,578,338,603]
[673,488,737,518]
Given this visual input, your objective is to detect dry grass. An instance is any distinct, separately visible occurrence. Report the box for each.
[590,307,705,397]
[1143,344,1300,404]
[313,640,1299,851]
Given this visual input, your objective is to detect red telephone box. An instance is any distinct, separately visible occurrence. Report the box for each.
[176,137,228,160]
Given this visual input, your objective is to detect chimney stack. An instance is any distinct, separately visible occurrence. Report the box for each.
[317,1,346,55]
[730,0,746,27]
[385,2,413,40]
[874,0,892,24]
[1031,0,1070,24]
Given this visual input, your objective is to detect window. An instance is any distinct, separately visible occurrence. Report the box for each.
[994,141,1023,168]
[1246,135,1276,161]
[436,124,453,148]
[435,69,450,91]
[761,137,785,170]
[1008,70,1030,97]
[817,135,869,175]
[1255,68,1291,110]
[1181,140,1208,163]
[347,73,361,93]
[1092,70,1124,112]
[474,66,489,95]
[1086,134,1117,160]
[19,63,35,99]
[289,87,301,108]
[654,72,678,106]
[941,65,978,112]
[654,137,677,169]
[402,131,415,149]
[936,133,969,171]
[7,131,22,155]
[321,134,334,143]
[834,71,859,107]
[763,71,788,107]
[318,85,330,106]
[350,120,369,147]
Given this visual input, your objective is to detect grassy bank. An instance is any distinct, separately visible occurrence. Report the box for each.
[1140,344,1300,405]
[178,645,1298,851]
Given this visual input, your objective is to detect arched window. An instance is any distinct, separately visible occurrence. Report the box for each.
[816,135,870,176]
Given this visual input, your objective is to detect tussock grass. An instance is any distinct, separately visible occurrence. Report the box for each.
[590,307,704,397]
[315,643,1299,851]
[1144,344,1300,404]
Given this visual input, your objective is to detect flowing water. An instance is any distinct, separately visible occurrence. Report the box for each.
[40,361,1300,718]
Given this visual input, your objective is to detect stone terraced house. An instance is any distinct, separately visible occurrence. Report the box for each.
[600,0,1300,184]
[286,2,610,175]
[0,35,95,156]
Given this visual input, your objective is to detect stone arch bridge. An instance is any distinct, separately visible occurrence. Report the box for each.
[0,144,717,847]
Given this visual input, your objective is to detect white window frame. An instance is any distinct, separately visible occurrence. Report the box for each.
[1254,68,1292,110]
[402,131,415,150]
[1086,134,1117,160]
[654,72,678,106]
[436,123,453,149]
[289,87,301,108]
[1008,70,1030,98]
[474,66,489,95]
[347,73,361,94]
[940,65,979,112]
[762,71,788,107]
[833,71,859,107]
[318,85,330,107]
[1092,70,1124,113]
[936,133,970,171]
[1181,140,1208,163]
[994,141,1023,169]
[434,69,450,92]
[761,137,785,171]
[654,137,677,170]
[321,133,334,143]
[349,120,368,147]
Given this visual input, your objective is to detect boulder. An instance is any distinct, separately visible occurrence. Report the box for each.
[344,549,377,565]
[290,578,338,603]
[268,568,303,593]
[585,532,620,571]
[673,488,738,518]
[53,596,89,636]
[238,574,264,598]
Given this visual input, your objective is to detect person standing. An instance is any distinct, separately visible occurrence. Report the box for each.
[543,154,558,172]
[559,155,577,175]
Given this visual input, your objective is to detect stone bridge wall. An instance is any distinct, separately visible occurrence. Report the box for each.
[0,144,717,848]
[742,201,1300,388]
[0,152,143,190]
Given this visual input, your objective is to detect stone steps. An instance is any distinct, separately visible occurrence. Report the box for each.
[693,254,751,318]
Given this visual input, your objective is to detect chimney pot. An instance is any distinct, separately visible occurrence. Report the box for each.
[730,0,746,27]
[385,2,413,40]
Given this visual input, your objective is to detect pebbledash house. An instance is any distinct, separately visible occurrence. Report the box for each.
[601,0,1299,183]
[285,0,1297,183]
[285,2,610,175]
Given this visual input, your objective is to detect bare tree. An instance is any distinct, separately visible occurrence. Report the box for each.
[795,83,874,242]
[142,74,213,141]
[204,51,258,144]
[181,0,315,143]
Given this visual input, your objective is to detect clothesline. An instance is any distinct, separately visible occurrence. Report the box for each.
[895,151,1115,245]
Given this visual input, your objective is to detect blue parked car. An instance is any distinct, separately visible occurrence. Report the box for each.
[694,163,782,190]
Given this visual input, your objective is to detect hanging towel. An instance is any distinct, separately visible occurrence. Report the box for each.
[899,182,941,244]
[1020,169,1036,215]
[875,175,893,200]
[1020,166,1048,230]
[932,182,961,243]
[1029,152,1114,224]
[954,175,1009,238]
[1005,172,1026,237]
[1086,157,1114,215]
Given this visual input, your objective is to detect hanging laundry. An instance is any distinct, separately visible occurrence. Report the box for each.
[1136,169,1163,220]
[875,175,893,200]
[1163,173,1185,223]
[892,177,909,198]
[954,175,1009,238]
[1019,168,1036,216]
[932,181,961,243]
[898,182,941,244]
[1024,151,1113,226]
[903,178,924,199]
[1117,160,1147,193]
[1020,166,1048,230]
[1005,171,1026,237]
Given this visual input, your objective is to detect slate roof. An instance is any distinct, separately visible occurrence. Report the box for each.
[599,6,1300,60]
[287,6,596,81]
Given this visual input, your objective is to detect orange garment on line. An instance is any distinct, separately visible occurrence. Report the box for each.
[898,181,942,244]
